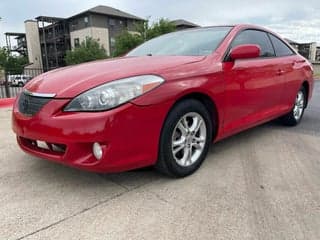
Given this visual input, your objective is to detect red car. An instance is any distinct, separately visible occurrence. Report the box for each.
[12,24,314,177]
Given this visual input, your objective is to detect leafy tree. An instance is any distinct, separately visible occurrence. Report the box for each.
[113,18,176,57]
[0,47,8,69]
[0,47,28,74]
[146,18,176,40]
[65,37,107,65]
[113,32,144,57]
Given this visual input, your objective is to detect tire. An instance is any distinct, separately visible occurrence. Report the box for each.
[156,99,213,177]
[280,86,306,126]
[18,82,24,87]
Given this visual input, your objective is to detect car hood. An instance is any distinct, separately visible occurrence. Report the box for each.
[25,55,206,98]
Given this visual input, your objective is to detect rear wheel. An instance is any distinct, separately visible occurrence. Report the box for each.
[281,86,306,126]
[156,99,213,177]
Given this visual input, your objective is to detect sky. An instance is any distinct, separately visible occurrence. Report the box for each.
[0,0,319,47]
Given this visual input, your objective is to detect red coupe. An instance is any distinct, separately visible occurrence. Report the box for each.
[12,24,314,177]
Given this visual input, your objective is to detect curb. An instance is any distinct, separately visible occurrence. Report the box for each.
[0,98,15,108]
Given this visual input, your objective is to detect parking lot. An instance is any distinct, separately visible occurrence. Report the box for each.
[0,82,319,240]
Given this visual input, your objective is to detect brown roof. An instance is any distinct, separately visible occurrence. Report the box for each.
[171,19,199,27]
[69,5,145,21]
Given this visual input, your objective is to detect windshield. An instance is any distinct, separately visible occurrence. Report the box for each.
[127,27,232,57]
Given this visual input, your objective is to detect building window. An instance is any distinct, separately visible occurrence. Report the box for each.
[110,37,116,48]
[84,16,89,27]
[109,18,116,26]
[71,20,78,30]
[74,38,80,48]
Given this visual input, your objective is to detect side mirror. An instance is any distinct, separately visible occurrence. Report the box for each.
[229,44,261,60]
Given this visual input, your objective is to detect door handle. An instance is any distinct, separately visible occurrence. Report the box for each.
[292,59,306,66]
[277,69,285,75]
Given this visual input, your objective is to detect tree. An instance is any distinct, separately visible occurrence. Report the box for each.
[146,18,176,40]
[113,32,144,57]
[0,47,8,68]
[65,37,107,65]
[0,47,28,74]
[113,18,176,57]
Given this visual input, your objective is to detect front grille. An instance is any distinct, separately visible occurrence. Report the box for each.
[18,92,52,116]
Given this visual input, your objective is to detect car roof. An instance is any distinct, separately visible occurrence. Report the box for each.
[202,24,280,36]
[188,24,286,43]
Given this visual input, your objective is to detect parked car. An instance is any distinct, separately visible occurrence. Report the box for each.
[12,24,314,177]
[9,75,32,87]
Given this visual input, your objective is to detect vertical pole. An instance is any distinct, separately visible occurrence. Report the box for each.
[5,34,9,50]
[41,20,49,71]
[53,23,59,68]
[8,36,11,53]
[4,71,10,98]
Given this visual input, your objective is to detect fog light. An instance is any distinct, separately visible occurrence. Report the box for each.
[93,142,103,160]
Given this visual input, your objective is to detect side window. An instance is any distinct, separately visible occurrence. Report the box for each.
[231,30,275,57]
[269,34,295,57]
[109,18,116,26]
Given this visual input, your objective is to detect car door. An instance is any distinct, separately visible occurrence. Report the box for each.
[268,33,302,110]
[221,29,284,136]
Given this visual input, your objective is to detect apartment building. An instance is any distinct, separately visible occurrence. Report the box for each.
[23,5,144,71]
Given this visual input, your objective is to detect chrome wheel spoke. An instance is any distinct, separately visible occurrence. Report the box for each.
[191,117,203,133]
[173,144,185,154]
[177,122,188,136]
[182,117,189,131]
[179,146,189,166]
[193,142,202,149]
[172,136,185,147]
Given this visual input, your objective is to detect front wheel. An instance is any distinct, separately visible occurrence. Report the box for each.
[280,86,306,126]
[156,99,213,177]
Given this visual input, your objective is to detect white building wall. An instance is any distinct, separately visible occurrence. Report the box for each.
[309,42,317,62]
[70,27,110,55]
[24,20,43,69]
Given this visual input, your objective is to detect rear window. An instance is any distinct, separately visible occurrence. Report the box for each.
[269,34,295,57]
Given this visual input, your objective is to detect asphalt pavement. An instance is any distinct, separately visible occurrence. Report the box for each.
[0,82,319,240]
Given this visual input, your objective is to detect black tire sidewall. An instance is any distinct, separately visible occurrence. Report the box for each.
[159,99,213,177]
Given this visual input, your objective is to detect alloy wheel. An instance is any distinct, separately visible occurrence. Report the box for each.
[171,112,207,167]
[293,90,304,120]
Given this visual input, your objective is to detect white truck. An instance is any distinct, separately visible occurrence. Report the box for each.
[9,75,32,87]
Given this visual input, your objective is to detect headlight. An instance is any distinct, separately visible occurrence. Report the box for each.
[64,75,164,111]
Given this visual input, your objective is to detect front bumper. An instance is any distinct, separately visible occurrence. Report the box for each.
[12,98,172,172]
